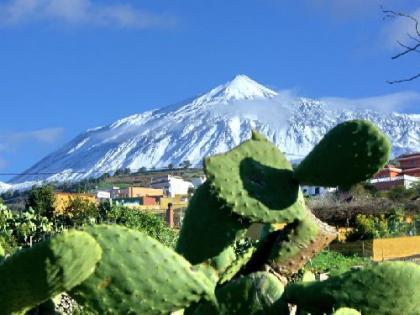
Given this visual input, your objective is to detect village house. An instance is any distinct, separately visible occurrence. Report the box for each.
[111,186,164,199]
[150,175,194,197]
[370,152,420,191]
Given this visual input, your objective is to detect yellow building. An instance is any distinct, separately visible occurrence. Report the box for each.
[114,187,164,198]
[54,192,97,215]
[159,195,188,210]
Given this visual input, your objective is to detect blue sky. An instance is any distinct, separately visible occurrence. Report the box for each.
[0,0,419,178]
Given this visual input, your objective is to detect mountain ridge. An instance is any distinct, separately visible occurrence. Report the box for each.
[5,75,420,190]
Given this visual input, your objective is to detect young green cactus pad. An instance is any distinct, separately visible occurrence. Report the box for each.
[283,261,420,315]
[214,271,288,315]
[295,120,391,187]
[332,307,361,315]
[176,182,249,265]
[268,211,338,277]
[0,231,101,315]
[71,225,215,315]
[205,130,306,224]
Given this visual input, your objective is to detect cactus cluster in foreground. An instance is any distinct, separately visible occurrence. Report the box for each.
[1,120,419,315]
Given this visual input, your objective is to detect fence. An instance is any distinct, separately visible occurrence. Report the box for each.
[330,236,420,262]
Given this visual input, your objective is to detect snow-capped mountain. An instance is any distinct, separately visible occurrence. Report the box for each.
[8,75,420,187]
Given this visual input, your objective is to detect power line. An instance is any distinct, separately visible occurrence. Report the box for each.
[0,172,86,176]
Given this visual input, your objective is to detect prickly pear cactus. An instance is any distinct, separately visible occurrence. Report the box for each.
[283,261,420,315]
[70,225,215,315]
[2,120,414,315]
[0,231,101,315]
[295,120,390,187]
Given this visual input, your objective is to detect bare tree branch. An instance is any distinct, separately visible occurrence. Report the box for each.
[382,6,420,84]
[387,73,420,84]
[382,7,420,36]
[392,41,420,59]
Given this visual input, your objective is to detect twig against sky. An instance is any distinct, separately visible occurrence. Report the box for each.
[382,6,420,84]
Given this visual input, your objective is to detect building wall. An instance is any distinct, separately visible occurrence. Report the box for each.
[113,187,163,198]
[372,236,420,261]
[142,196,158,205]
[404,168,420,177]
[374,167,402,178]
[151,175,193,197]
[398,154,420,170]
[54,193,97,214]
[372,178,406,190]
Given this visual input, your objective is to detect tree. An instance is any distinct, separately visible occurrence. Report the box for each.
[61,196,99,227]
[26,185,56,219]
[179,160,191,169]
[383,7,420,84]
[168,163,174,170]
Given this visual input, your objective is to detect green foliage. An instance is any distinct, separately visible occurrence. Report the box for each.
[104,204,178,248]
[26,185,56,218]
[59,196,99,227]
[304,251,371,276]
[347,208,419,241]
[387,184,419,201]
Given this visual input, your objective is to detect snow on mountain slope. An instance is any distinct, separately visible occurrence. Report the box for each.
[0,182,11,192]
[8,75,420,187]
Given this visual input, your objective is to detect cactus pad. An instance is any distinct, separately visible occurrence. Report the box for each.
[283,261,420,315]
[205,130,306,223]
[176,182,249,265]
[71,225,215,315]
[215,271,288,315]
[0,231,101,315]
[295,120,391,187]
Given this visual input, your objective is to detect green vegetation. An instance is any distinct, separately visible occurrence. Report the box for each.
[1,120,419,314]
[25,185,56,218]
[347,208,420,241]
[0,196,178,255]
[304,251,371,276]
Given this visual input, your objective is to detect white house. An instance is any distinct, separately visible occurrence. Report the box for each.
[150,175,194,197]
[95,190,111,200]
[191,176,206,188]
[301,185,335,197]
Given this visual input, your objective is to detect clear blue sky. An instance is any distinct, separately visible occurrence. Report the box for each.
[0,0,419,178]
